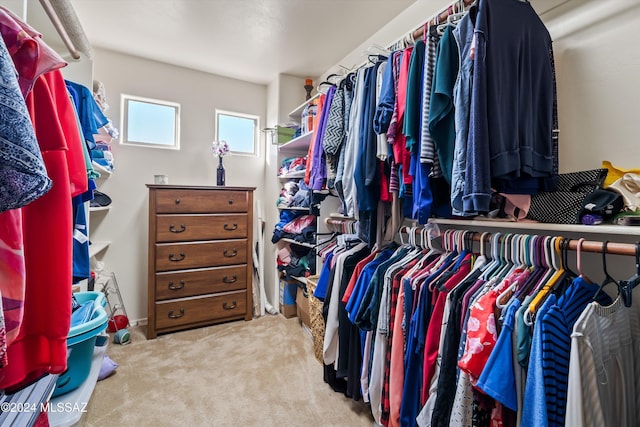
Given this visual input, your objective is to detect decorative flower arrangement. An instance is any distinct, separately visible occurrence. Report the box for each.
[211,140,230,157]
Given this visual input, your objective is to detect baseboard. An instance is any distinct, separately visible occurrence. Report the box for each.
[131,318,148,326]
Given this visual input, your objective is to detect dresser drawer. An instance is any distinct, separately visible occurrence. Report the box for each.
[156,214,248,242]
[155,265,247,300]
[155,240,247,271]
[155,290,247,329]
[155,189,249,214]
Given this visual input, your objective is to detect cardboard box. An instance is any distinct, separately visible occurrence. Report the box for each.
[279,279,297,305]
[280,302,297,318]
[279,279,298,318]
[296,286,311,329]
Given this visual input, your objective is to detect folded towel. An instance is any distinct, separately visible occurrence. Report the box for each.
[70,300,95,327]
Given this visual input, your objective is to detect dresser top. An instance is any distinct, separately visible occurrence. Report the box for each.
[146,184,256,191]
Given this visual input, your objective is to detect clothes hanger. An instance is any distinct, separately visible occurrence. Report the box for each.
[481,232,502,280]
[526,236,565,322]
[514,235,544,300]
[619,242,640,307]
[495,234,526,308]
[562,237,578,279]
[576,238,591,282]
[592,240,619,303]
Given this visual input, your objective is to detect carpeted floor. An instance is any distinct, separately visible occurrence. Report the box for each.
[83,314,373,427]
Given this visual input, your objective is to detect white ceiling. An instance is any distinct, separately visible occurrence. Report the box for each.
[68,0,417,85]
[22,0,588,86]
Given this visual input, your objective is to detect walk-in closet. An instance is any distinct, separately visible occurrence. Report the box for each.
[1,0,639,426]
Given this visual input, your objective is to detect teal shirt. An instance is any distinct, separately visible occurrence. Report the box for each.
[403,40,425,153]
[428,26,459,184]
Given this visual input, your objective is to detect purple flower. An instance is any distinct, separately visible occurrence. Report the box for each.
[211,140,230,157]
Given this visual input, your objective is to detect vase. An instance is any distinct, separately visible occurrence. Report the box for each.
[216,156,226,186]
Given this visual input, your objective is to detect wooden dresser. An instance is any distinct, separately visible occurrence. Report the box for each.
[146,185,254,339]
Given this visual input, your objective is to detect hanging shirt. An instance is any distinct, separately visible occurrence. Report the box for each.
[0,69,85,392]
[310,87,335,190]
[540,277,612,427]
[403,40,425,154]
[428,25,459,184]
[476,299,522,411]
[427,264,485,427]
[304,94,325,187]
[323,242,368,365]
[355,65,382,212]
[419,29,440,171]
[450,7,478,216]
[323,86,345,189]
[464,0,555,213]
[0,6,66,98]
[374,53,397,137]
[393,47,413,186]
[565,297,640,427]
[65,80,109,150]
[342,70,366,218]
[0,33,51,213]
[521,296,555,427]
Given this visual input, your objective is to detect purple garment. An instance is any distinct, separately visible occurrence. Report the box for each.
[309,86,335,190]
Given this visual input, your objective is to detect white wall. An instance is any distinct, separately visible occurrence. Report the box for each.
[91,48,267,324]
[547,0,640,172]
[264,74,308,308]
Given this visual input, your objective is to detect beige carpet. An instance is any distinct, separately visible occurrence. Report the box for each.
[84,315,373,427]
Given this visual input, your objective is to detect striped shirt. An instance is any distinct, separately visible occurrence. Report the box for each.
[540,277,611,427]
[420,31,443,178]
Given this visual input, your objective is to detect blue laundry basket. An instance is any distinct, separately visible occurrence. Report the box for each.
[52,291,108,397]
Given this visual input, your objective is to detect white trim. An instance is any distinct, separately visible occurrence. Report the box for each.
[120,94,181,150]
[215,108,260,157]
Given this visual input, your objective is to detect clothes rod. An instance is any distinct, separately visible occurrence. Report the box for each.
[399,226,638,256]
[38,0,80,60]
[403,0,476,46]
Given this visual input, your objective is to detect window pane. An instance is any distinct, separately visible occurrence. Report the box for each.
[120,95,180,150]
[218,113,256,154]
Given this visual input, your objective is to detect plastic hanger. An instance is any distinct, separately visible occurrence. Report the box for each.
[481,232,502,279]
[619,241,640,307]
[592,240,619,303]
[526,236,565,320]
[576,238,591,282]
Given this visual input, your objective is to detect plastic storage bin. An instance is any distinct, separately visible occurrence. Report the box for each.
[52,291,108,397]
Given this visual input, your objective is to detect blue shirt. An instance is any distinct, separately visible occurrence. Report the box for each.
[521,296,554,427]
[346,247,395,322]
[476,299,522,410]
[313,252,335,301]
[540,277,612,427]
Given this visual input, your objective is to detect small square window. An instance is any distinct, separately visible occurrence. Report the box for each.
[216,110,258,156]
[120,94,180,150]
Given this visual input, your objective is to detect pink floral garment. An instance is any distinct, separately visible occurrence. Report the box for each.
[0,209,25,367]
[458,269,529,382]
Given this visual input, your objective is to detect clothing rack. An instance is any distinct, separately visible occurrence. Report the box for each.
[334,0,476,78]
[388,0,476,50]
[325,217,357,234]
[399,226,639,256]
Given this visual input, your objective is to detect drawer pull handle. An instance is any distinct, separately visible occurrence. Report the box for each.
[169,252,186,262]
[223,301,237,310]
[175,198,181,204]
[223,249,237,258]
[168,308,185,319]
[223,275,237,283]
[223,223,238,231]
[228,199,234,205]
[169,224,186,233]
[168,280,185,290]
